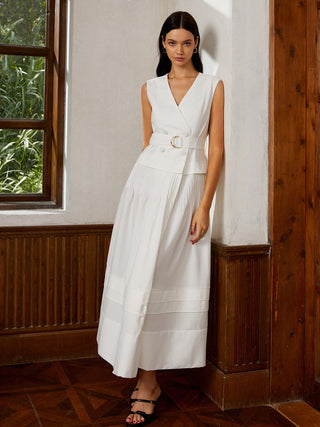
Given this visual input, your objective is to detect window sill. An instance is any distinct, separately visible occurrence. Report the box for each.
[0,201,64,212]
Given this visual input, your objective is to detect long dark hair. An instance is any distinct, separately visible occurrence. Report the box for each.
[156,11,203,77]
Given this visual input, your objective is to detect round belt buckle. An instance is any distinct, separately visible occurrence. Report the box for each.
[170,135,181,149]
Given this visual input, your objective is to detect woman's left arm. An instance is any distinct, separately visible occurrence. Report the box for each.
[190,80,224,244]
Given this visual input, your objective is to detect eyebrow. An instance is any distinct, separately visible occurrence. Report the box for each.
[167,38,193,42]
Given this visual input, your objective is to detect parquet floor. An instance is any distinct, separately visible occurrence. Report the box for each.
[0,357,294,426]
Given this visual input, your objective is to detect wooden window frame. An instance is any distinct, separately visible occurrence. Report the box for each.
[0,0,67,210]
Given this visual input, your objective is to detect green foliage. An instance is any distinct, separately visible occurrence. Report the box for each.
[0,1,46,194]
[0,129,43,193]
[0,0,46,46]
[0,55,44,119]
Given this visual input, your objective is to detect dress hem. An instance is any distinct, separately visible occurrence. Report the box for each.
[97,348,207,379]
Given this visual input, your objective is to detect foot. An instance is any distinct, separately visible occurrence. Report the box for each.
[126,383,161,425]
[130,380,140,405]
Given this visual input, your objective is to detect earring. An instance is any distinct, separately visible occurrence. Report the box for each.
[193,47,198,54]
[163,48,167,54]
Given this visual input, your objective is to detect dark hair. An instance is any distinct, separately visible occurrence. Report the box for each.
[156,11,203,77]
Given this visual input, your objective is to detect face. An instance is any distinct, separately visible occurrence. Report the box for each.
[162,28,198,67]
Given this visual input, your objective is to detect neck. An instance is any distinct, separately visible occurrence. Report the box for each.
[169,63,198,79]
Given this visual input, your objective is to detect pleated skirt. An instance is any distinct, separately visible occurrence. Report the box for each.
[97,160,211,378]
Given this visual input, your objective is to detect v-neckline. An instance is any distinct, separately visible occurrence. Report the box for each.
[166,72,201,107]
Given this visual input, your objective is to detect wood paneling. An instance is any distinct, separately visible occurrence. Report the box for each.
[208,241,270,374]
[194,241,270,409]
[269,0,307,402]
[0,329,98,365]
[304,0,320,409]
[0,224,271,400]
[0,225,112,365]
[195,363,269,410]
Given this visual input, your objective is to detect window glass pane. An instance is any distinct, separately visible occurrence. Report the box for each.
[0,0,46,46]
[0,128,43,194]
[0,55,45,119]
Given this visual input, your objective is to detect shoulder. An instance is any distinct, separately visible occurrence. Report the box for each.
[200,73,224,104]
[200,72,223,87]
[142,75,167,98]
[142,74,167,88]
[141,81,147,95]
[146,74,167,84]
[141,83,150,108]
[141,75,166,88]
[141,75,166,106]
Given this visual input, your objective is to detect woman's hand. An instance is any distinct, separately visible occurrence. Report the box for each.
[190,206,210,244]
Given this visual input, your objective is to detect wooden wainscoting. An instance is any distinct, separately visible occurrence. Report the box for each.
[0,225,271,410]
[0,225,112,365]
[193,240,271,410]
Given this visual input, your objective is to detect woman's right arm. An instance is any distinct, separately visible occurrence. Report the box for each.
[141,82,153,151]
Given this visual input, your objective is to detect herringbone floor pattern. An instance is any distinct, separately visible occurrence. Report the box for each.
[0,357,294,426]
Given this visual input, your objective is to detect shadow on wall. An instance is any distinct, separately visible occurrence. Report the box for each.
[201,27,219,75]
[197,0,231,75]
[201,7,220,75]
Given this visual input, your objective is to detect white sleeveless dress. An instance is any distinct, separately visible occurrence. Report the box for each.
[97,72,221,378]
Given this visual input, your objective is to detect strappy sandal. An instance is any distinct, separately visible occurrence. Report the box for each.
[126,397,160,426]
[129,386,139,405]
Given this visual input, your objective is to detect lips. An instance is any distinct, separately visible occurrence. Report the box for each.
[175,57,185,61]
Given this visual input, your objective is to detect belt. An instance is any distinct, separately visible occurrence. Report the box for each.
[149,133,202,149]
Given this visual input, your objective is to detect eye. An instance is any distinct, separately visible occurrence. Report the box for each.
[168,41,175,46]
[184,42,191,46]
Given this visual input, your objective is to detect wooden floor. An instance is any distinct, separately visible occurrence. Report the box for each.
[0,357,295,426]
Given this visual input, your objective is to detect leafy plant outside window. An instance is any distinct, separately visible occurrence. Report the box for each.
[0,0,46,195]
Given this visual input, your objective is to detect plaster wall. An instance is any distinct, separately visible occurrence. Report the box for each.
[0,0,269,247]
[0,0,168,225]
[225,0,269,245]
[169,0,269,245]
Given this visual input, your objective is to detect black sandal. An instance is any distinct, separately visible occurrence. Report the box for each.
[126,397,159,426]
[129,386,139,405]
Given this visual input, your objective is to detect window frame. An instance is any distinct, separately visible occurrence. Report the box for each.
[0,0,67,210]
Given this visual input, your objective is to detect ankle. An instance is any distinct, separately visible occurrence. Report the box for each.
[139,381,160,393]
[139,374,156,385]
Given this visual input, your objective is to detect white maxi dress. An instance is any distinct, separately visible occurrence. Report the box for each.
[97,72,221,378]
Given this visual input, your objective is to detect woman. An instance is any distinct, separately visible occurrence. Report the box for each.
[97,11,224,426]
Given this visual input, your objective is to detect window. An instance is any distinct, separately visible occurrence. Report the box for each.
[0,0,67,209]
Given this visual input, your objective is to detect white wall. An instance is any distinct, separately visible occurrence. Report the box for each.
[169,0,269,245]
[0,0,269,247]
[222,0,269,245]
[0,0,168,226]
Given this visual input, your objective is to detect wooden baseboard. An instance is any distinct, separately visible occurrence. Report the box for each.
[0,328,98,366]
[191,362,269,410]
[274,401,320,427]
